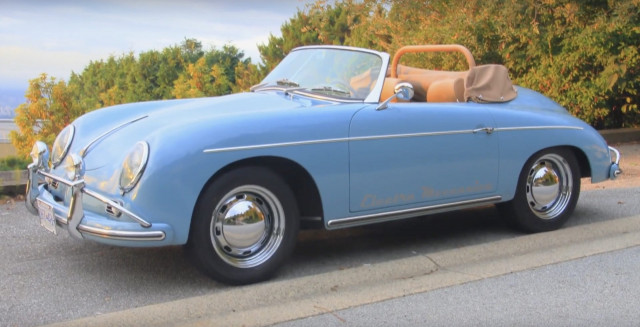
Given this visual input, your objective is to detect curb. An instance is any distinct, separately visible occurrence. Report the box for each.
[0,169,27,187]
[599,127,640,144]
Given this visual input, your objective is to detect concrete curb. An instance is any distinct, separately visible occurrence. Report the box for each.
[0,169,27,187]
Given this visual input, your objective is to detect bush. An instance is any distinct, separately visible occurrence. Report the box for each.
[0,156,31,171]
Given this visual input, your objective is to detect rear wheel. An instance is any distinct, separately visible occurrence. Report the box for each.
[188,167,299,284]
[500,148,580,233]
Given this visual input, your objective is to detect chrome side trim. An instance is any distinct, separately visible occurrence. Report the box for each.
[77,224,166,241]
[79,115,148,157]
[204,129,477,154]
[204,137,348,153]
[327,196,502,229]
[493,126,583,132]
[203,125,582,154]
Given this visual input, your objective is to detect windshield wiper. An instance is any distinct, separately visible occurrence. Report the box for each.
[276,78,300,87]
[250,79,300,92]
[309,86,351,97]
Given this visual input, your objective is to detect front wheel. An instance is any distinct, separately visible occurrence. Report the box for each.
[187,167,299,284]
[500,148,581,233]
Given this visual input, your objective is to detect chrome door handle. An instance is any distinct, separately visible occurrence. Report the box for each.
[472,127,495,134]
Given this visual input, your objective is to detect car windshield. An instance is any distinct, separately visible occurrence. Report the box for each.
[257,47,383,101]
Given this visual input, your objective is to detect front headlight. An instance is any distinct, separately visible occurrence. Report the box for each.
[51,125,75,168]
[119,141,149,194]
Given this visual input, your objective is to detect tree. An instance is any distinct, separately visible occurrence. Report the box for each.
[258,0,372,72]
[233,61,263,93]
[10,74,81,157]
[9,1,639,135]
[172,45,246,98]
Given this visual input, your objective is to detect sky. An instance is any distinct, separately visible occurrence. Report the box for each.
[0,0,318,113]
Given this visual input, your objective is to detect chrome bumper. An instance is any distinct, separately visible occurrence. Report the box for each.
[609,146,622,179]
[26,164,166,242]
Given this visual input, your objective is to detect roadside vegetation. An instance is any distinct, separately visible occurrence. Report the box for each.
[10,0,639,158]
[0,156,31,171]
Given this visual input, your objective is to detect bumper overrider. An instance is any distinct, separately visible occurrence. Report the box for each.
[25,141,167,243]
[609,146,622,179]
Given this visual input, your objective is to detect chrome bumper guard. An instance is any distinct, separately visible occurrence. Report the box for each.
[608,146,622,180]
[26,165,165,241]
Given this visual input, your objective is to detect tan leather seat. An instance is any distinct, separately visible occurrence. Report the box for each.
[426,77,465,102]
[379,77,412,103]
[396,65,468,102]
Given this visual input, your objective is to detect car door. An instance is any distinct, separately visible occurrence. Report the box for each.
[349,101,499,213]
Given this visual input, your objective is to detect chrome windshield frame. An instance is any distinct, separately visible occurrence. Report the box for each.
[254,45,390,104]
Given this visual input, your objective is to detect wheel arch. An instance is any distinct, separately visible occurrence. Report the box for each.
[501,144,589,204]
[519,145,590,179]
[193,156,324,231]
[566,145,591,179]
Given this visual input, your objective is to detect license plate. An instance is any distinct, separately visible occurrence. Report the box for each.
[37,199,57,235]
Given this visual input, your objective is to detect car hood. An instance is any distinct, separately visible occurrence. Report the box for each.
[73,91,313,140]
[67,91,362,172]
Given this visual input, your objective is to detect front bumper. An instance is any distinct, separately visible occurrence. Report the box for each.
[26,164,168,243]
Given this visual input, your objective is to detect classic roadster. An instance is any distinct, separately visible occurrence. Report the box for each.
[26,44,621,284]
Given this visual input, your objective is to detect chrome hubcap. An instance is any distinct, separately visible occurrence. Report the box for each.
[525,154,573,220]
[210,185,285,268]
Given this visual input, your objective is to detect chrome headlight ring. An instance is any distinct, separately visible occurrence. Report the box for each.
[119,141,150,194]
[51,125,75,168]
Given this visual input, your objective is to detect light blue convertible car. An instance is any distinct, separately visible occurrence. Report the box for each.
[26,44,621,284]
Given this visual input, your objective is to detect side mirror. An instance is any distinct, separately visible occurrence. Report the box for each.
[376,82,414,110]
[394,82,414,101]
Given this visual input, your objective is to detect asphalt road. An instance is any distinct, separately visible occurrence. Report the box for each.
[1,186,639,326]
[276,245,640,327]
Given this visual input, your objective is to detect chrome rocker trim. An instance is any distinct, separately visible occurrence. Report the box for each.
[26,166,165,242]
[327,195,502,229]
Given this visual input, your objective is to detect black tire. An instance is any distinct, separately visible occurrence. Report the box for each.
[500,148,581,233]
[187,166,299,285]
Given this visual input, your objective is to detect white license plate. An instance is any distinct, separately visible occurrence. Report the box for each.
[37,199,57,235]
